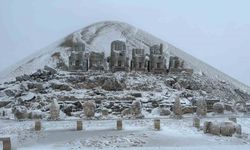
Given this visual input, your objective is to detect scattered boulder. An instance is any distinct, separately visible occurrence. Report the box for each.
[131,100,142,116]
[160,108,171,116]
[213,102,225,114]
[0,101,12,108]
[165,78,176,87]
[101,78,123,91]
[28,110,43,119]
[44,65,57,75]
[101,108,109,116]
[4,89,16,97]
[63,105,73,116]
[234,101,247,112]
[12,106,28,120]
[83,100,96,118]
[121,108,131,116]
[16,74,30,82]
[131,93,142,98]
[51,83,72,91]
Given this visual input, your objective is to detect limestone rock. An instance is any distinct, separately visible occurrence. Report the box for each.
[83,100,96,118]
[101,78,123,91]
[220,122,236,136]
[213,102,224,114]
[44,65,57,75]
[12,106,28,120]
[131,100,142,116]
[121,108,131,116]
[160,108,171,116]
[101,108,109,116]
[4,89,16,97]
[51,83,72,91]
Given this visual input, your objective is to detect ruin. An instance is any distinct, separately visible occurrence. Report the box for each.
[131,49,146,72]
[149,44,166,73]
[89,52,105,70]
[66,40,193,75]
[169,56,193,75]
[69,42,88,71]
[110,40,129,72]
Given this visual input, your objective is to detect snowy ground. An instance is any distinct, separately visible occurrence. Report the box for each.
[0,117,250,150]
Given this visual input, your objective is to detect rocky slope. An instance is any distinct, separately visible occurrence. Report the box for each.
[0,21,250,120]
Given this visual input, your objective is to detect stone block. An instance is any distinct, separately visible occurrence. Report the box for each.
[193,117,200,128]
[228,117,237,123]
[117,119,122,130]
[154,119,160,130]
[35,120,41,131]
[0,137,11,150]
[77,120,83,131]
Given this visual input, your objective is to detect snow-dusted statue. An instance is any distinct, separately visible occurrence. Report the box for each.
[131,100,142,116]
[173,96,183,119]
[196,98,207,117]
[83,100,96,118]
[50,99,60,120]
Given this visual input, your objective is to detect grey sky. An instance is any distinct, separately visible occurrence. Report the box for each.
[0,0,250,86]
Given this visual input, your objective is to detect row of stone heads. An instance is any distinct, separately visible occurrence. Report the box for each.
[70,40,164,54]
[69,40,187,73]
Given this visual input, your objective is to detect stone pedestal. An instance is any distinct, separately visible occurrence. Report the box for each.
[193,117,200,128]
[35,120,41,131]
[0,137,11,150]
[117,120,122,130]
[77,121,83,131]
[228,117,237,123]
[154,119,160,130]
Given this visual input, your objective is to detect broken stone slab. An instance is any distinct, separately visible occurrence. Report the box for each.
[44,65,57,75]
[203,121,242,136]
[0,101,12,108]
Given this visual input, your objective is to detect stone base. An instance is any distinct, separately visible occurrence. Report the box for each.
[117,120,122,130]
[35,120,41,131]
[0,137,11,150]
[77,121,83,130]
[228,117,237,123]
[193,117,200,128]
[154,119,160,130]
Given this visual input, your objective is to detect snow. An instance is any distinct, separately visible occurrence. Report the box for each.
[1,116,250,150]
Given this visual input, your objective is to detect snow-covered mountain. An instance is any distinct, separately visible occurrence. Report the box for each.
[0,21,249,93]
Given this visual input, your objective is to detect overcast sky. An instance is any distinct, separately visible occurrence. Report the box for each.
[0,0,250,86]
